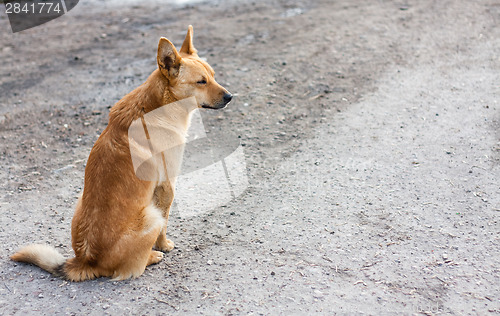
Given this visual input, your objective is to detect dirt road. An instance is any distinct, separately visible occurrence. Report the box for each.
[0,0,499,314]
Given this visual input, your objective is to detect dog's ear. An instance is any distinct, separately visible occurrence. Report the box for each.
[157,37,181,77]
[179,25,198,56]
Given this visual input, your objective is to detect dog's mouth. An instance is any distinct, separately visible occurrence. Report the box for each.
[201,103,227,110]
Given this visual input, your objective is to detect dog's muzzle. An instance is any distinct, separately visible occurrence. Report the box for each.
[202,93,233,109]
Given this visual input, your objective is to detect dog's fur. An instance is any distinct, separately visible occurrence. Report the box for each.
[11,26,232,281]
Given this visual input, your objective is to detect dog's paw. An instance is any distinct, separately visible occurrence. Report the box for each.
[155,238,175,252]
[147,250,164,266]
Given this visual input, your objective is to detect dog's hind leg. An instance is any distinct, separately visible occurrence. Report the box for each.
[109,205,165,280]
[147,250,164,266]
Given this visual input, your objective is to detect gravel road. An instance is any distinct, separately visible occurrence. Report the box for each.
[0,0,498,314]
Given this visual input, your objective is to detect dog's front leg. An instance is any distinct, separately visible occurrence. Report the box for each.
[153,181,175,252]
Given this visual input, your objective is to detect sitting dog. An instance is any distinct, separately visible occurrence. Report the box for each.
[11,25,232,281]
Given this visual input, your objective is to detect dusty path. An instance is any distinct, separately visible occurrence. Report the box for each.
[0,0,499,314]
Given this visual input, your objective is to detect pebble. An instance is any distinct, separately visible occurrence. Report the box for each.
[313,290,324,298]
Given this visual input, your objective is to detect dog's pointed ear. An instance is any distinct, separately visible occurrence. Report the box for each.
[157,37,181,77]
[179,25,198,56]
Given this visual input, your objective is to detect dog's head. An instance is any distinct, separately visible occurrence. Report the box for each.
[157,26,232,109]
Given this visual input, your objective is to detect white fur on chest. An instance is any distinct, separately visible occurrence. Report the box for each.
[128,97,198,183]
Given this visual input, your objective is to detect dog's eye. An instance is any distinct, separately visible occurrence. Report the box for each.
[197,79,207,85]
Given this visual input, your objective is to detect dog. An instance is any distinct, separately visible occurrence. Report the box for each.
[11,25,232,281]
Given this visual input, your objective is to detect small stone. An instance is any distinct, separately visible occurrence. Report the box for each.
[313,290,324,298]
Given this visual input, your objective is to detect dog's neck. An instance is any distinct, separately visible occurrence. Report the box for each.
[108,69,196,132]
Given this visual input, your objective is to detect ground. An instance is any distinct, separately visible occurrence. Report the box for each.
[0,0,499,314]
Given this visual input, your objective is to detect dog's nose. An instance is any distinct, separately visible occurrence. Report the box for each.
[223,93,233,103]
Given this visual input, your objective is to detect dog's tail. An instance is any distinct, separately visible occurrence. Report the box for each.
[11,244,99,281]
[11,244,66,276]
